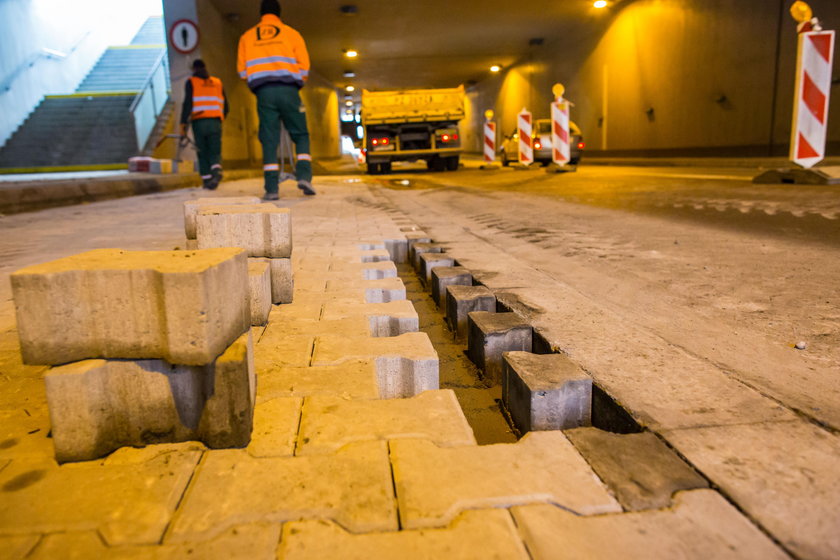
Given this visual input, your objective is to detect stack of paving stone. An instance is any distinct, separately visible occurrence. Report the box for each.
[10,248,255,463]
[184,197,294,326]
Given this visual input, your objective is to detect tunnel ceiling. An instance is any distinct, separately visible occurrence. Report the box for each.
[209,0,616,91]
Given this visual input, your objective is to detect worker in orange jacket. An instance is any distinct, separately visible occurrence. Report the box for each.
[180,59,228,189]
[237,0,315,199]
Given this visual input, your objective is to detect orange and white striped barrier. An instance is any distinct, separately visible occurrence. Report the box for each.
[790,30,834,168]
[484,121,496,164]
[517,109,533,165]
[551,100,571,165]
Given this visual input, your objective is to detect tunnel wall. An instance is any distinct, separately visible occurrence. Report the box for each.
[166,0,340,169]
[465,0,840,157]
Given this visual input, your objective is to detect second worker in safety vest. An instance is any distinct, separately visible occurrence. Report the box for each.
[180,59,228,190]
[238,0,316,199]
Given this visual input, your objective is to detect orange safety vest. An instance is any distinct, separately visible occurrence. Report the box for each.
[190,76,225,120]
[237,14,310,90]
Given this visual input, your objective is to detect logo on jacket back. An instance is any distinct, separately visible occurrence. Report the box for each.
[256,25,281,41]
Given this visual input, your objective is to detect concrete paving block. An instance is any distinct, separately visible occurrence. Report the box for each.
[296,390,476,455]
[411,242,444,272]
[384,238,408,263]
[29,523,281,560]
[0,535,39,560]
[257,360,380,401]
[185,238,198,250]
[247,397,302,458]
[502,352,591,432]
[279,509,530,559]
[419,253,456,285]
[312,332,439,398]
[321,300,419,337]
[265,316,372,339]
[405,235,433,264]
[11,248,250,366]
[255,334,315,370]
[664,420,840,560]
[253,257,293,304]
[513,489,789,560]
[431,266,472,306]
[45,331,256,463]
[247,259,271,326]
[360,249,393,263]
[325,277,407,303]
[0,407,53,460]
[330,261,398,280]
[196,204,292,258]
[446,285,496,341]
[467,312,532,384]
[391,430,621,529]
[168,441,397,541]
[0,444,202,545]
[183,196,260,239]
[565,428,708,511]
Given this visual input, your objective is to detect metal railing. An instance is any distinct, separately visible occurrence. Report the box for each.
[129,51,171,151]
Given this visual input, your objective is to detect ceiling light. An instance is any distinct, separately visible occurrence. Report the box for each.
[490,65,501,73]
[594,1,608,8]
[345,100,354,106]
[344,49,358,58]
[343,70,356,78]
[345,85,355,92]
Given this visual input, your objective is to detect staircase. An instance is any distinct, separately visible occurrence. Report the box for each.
[0,17,169,171]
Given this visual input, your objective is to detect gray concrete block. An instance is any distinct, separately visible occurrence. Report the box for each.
[419,253,456,285]
[565,428,709,511]
[247,260,271,326]
[254,257,293,304]
[411,243,444,272]
[183,196,260,240]
[467,312,532,384]
[46,331,256,463]
[446,285,496,341]
[196,204,292,258]
[503,352,592,432]
[384,238,408,263]
[405,233,431,263]
[11,248,250,366]
[431,266,472,306]
[359,249,392,263]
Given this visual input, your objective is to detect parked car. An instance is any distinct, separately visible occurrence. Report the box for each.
[500,119,584,166]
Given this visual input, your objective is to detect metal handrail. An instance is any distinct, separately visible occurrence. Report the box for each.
[128,50,168,114]
[129,50,171,151]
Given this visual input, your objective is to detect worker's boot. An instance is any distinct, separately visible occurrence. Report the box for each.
[297,180,316,196]
[210,165,223,189]
[201,175,215,190]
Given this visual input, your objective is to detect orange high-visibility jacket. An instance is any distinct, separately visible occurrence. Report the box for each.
[237,14,310,91]
[189,76,225,120]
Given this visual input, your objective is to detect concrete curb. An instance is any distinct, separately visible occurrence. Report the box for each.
[0,169,262,216]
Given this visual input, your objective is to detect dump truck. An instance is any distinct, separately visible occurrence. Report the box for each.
[361,85,465,174]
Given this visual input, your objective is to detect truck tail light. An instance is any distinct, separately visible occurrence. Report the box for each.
[577,141,585,149]
[371,137,390,146]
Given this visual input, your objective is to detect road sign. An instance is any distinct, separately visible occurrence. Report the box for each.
[790,30,834,168]
[551,100,571,165]
[484,121,496,163]
[518,109,533,165]
[169,19,200,54]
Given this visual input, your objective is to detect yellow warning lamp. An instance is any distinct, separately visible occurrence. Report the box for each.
[490,65,501,73]
[484,110,494,121]
[790,1,812,23]
[552,83,565,101]
[594,1,608,8]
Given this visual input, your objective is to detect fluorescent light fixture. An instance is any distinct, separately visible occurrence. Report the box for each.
[344,49,358,58]
[345,85,355,92]
[490,65,501,73]
[594,1,608,8]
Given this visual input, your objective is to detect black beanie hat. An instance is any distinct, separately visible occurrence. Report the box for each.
[261,0,281,16]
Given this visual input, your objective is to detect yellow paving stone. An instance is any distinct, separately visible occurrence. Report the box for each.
[296,390,476,456]
[512,490,790,560]
[256,360,380,401]
[255,334,315,370]
[247,397,303,458]
[167,441,397,542]
[265,316,372,339]
[320,300,419,337]
[29,523,281,559]
[0,534,40,560]
[278,509,529,559]
[0,407,53,461]
[391,431,621,529]
[328,261,397,280]
[312,333,438,398]
[0,443,202,545]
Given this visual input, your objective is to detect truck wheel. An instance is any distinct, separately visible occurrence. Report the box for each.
[381,162,392,174]
[429,157,445,172]
[445,156,459,171]
[367,162,380,174]
[501,151,510,167]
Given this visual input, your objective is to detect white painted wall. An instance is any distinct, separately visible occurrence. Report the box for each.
[0,0,163,147]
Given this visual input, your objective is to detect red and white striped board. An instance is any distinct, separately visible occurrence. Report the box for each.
[551,100,571,165]
[518,109,533,165]
[484,121,496,163]
[790,30,834,168]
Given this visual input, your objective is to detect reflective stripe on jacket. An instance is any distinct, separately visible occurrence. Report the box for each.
[237,14,310,90]
[189,76,225,120]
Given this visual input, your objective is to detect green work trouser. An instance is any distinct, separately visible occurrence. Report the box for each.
[190,117,222,178]
[256,84,312,193]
